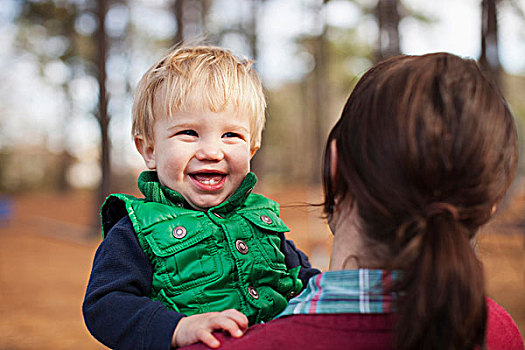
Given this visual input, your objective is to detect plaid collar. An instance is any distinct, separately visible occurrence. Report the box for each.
[276,269,399,318]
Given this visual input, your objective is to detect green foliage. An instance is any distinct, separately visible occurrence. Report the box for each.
[259,23,374,185]
[15,1,78,61]
[5,0,525,192]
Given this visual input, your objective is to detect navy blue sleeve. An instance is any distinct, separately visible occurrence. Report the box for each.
[82,216,185,350]
[278,233,321,287]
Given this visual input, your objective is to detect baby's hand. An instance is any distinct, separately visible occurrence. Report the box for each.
[171,309,249,348]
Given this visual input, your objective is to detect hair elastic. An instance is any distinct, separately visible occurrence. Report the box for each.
[425,202,460,221]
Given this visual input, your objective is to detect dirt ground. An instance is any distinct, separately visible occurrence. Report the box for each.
[0,185,523,350]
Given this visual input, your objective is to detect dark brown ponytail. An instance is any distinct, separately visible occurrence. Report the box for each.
[393,209,486,349]
[323,53,518,349]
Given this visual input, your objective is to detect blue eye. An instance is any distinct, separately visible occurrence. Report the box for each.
[223,132,241,138]
[176,130,198,137]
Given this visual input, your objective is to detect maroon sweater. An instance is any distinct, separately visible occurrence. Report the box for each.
[183,298,523,350]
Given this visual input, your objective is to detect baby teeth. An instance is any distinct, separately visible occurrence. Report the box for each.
[200,178,219,185]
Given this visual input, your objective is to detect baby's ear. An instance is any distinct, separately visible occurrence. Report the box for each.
[135,136,156,169]
[250,147,259,159]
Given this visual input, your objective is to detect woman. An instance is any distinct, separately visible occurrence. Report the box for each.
[184,53,524,349]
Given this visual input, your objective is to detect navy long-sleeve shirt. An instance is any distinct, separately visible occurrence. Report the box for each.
[83,216,320,350]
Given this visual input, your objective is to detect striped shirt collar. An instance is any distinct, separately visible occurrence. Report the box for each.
[276,269,399,318]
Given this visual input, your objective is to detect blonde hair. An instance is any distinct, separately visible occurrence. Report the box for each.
[132,45,266,150]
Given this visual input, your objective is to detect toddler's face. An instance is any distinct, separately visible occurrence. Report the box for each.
[139,94,256,210]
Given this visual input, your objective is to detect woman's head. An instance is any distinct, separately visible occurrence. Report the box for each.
[325,52,517,256]
[324,53,518,349]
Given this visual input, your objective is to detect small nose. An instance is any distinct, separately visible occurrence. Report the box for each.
[195,139,224,161]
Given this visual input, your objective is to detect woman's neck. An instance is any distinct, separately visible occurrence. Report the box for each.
[328,202,386,271]
[329,203,364,271]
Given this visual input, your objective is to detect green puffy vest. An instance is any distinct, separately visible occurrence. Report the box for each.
[101,171,303,325]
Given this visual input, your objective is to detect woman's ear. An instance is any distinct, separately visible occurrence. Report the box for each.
[330,139,339,190]
[135,136,156,169]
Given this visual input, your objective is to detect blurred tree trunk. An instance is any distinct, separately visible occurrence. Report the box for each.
[95,0,111,230]
[307,1,328,184]
[172,0,210,45]
[479,0,502,89]
[310,32,328,184]
[376,0,400,62]
[174,0,185,44]
[247,0,264,175]
[57,28,77,194]
[247,0,260,60]
[201,0,212,32]
[57,91,74,194]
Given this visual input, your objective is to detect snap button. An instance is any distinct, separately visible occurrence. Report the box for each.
[235,239,249,254]
[260,215,272,224]
[248,286,259,299]
[289,290,296,298]
[175,203,183,208]
[173,226,187,239]
[213,212,223,219]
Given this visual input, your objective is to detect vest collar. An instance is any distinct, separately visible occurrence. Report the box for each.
[137,171,257,212]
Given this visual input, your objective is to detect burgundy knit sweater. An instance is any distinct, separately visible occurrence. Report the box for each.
[184,298,523,350]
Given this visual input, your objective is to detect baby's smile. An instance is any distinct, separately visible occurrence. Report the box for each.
[189,172,226,191]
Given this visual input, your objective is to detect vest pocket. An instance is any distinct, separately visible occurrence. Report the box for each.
[144,221,223,292]
[240,209,289,271]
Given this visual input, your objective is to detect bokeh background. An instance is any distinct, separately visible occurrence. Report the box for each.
[0,0,524,349]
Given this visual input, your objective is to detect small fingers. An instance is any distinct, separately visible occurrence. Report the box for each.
[209,315,243,338]
[175,311,249,348]
[220,309,249,331]
[196,328,221,349]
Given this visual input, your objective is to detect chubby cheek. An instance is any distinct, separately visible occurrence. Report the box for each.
[156,154,187,185]
[230,148,252,173]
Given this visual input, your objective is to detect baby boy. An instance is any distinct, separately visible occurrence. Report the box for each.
[83,45,319,350]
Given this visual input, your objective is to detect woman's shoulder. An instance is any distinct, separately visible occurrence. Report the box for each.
[486,297,524,350]
[182,313,394,350]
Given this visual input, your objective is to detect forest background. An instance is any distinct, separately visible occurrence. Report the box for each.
[0,0,524,349]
